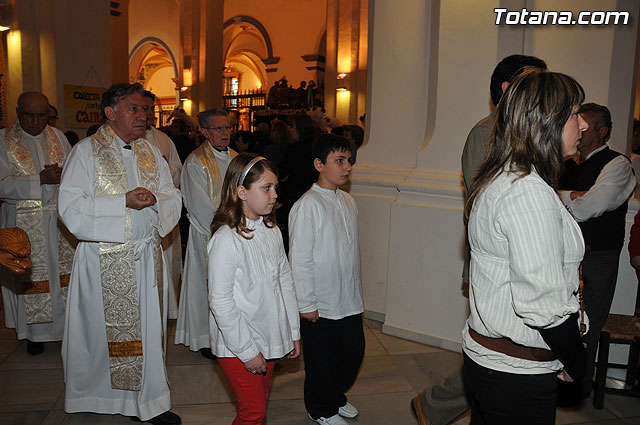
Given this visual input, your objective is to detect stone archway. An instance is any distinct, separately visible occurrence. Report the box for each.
[223,15,277,92]
[129,37,178,83]
[129,37,179,126]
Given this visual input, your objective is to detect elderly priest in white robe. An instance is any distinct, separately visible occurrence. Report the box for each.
[175,108,236,358]
[58,83,182,425]
[0,91,74,356]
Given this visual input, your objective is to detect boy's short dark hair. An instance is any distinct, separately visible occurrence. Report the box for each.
[312,133,351,164]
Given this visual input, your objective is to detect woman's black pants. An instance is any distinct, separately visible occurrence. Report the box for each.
[463,353,557,425]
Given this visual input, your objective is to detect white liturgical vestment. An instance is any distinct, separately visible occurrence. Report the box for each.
[175,143,234,350]
[145,126,182,319]
[145,127,181,188]
[0,124,72,341]
[58,129,181,421]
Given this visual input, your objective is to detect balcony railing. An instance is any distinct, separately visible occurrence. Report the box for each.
[223,91,266,109]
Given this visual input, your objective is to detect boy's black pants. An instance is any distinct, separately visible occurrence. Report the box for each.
[301,313,365,419]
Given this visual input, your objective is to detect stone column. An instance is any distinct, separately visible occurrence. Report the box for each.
[200,0,224,111]
[325,0,367,124]
[181,0,223,115]
[180,0,200,115]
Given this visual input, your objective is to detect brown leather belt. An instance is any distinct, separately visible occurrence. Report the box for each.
[469,328,556,362]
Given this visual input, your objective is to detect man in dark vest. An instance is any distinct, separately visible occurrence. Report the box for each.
[559,102,635,401]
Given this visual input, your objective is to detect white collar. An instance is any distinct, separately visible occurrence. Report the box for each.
[312,182,339,196]
[584,144,608,161]
[244,216,264,229]
[20,126,45,141]
[207,143,230,160]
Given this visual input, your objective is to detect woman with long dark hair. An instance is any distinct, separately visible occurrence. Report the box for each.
[463,70,589,424]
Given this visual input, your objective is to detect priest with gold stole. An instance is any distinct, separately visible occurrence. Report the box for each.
[0,91,74,356]
[58,83,182,425]
[175,108,236,358]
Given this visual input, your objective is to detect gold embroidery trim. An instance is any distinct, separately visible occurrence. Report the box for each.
[193,144,237,209]
[5,122,37,175]
[134,139,158,191]
[59,274,70,288]
[24,280,50,294]
[135,139,165,354]
[108,340,143,357]
[93,125,142,391]
[45,126,66,164]
[6,125,73,324]
[92,124,166,391]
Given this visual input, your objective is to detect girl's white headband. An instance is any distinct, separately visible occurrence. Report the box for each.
[237,156,266,186]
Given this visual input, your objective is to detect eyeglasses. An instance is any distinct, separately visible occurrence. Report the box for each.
[204,126,232,132]
[20,112,49,121]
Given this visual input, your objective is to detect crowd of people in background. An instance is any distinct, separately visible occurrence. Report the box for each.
[45,94,365,267]
[267,78,322,110]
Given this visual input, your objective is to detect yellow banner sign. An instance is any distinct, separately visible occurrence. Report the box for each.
[64,84,105,128]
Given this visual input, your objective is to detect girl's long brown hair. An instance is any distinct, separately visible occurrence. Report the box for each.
[464,70,585,223]
[211,153,279,239]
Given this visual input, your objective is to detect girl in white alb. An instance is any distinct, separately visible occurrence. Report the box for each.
[207,154,300,425]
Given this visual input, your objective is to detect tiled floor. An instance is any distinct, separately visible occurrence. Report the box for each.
[0,317,638,425]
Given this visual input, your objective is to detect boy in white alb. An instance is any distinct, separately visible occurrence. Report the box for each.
[288,134,365,425]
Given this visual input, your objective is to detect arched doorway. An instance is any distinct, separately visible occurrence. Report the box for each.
[223,15,276,91]
[129,38,179,127]
[223,16,274,130]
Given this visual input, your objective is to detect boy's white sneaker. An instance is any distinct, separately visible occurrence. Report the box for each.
[308,413,348,425]
[338,401,359,418]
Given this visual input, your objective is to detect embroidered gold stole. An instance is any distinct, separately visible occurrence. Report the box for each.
[92,124,162,391]
[4,122,75,324]
[193,143,237,209]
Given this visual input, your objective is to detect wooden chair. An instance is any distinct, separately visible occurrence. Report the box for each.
[593,313,640,409]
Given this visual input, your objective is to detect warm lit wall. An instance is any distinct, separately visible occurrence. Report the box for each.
[4,0,114,131]
[53,0,114,132]
[128,0,180,89]
[111,0,129,84]
[128,0,180,72]
[225,61,263,91]
[5,20,24,125]
[5,0,55,124]
[146,66,179,98]
[223,0,327,89]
